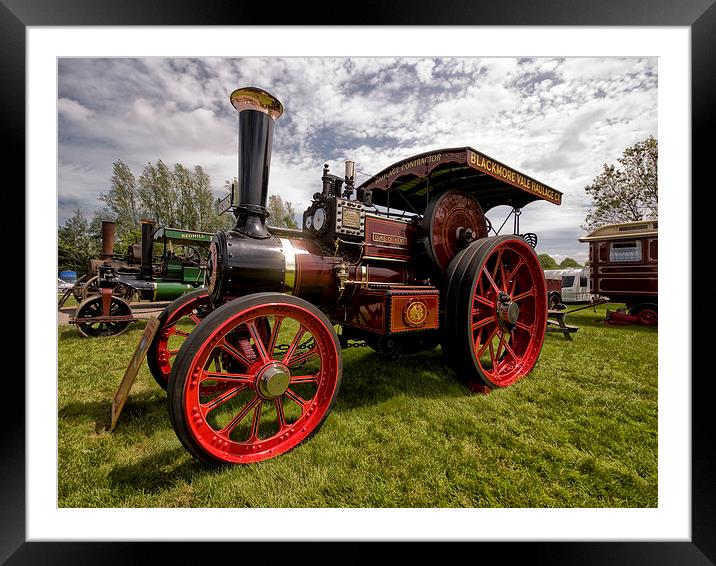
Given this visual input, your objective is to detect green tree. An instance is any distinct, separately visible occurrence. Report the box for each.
[584,136,657,231]
[559,257,581,268]
[101,159,227,239]
[266,194,298,229]
[138,159,176,227]
[538,253,558,270]
[58,208,100,275]
[192,165,224,232]
[99,159,141,235]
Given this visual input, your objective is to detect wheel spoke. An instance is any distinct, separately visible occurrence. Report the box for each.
[473,294,494,309]
[489,339,497,370]
[248,401,263,440]
[490,249,502,288]
[220,395,261,437]
[247,320,270,363]
[507,259,525,294]
[282,327,307,364]
[514,321,533,334]
[189,313,202,325]
[495,331,506,360]
[202,370,254,384]
[503,339,519,364]
[220,339,252,368]
[290,374,319,384]
[201,385,246,413]
[266,316,284,359]
[173,328,190,337]
[472,316,494,331]
[287,348,318,368]
[499,256,508,293]
[477,326,499,356]
[284,388,309,412]
[482,266,501,295]
[274,398,287,431]
[512,288,535,302]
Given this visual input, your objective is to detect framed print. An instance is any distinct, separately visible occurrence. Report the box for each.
[4,0,709,563]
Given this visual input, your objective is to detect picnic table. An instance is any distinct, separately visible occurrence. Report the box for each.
[546,308,579,340]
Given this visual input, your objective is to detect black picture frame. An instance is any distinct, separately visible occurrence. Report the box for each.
[4,1,707,563]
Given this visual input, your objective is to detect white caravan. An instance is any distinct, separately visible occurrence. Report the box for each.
[543,267,594,303]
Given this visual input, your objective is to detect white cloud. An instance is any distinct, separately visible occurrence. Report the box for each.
[58,56,657,260]
[58,97,94,122]
[415,59,435,83]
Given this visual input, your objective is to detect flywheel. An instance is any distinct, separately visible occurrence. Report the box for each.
[421,189,488,271]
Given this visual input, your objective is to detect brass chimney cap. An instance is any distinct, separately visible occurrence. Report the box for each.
[230,87,284,120]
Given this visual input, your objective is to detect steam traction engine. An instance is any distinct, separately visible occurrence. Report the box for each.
[147,87,563,464]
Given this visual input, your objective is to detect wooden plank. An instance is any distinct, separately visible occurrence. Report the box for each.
[109,315,161,432]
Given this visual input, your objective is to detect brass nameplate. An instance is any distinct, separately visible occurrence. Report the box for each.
[372,232,407,246]
[342,208,361,229]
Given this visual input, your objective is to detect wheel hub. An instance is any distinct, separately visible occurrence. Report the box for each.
[497,292,520,328]
[256,362,291,399]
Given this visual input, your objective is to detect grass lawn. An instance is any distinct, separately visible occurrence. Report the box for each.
[57,302,657,508]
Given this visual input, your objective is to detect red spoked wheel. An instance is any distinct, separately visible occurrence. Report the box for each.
[147,289,212,390]
[442,235,547,389]
[168,292,342,465]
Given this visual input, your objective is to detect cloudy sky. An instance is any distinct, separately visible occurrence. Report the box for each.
[58,57,657,263]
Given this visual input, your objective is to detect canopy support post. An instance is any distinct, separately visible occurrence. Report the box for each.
[513,207,521,235]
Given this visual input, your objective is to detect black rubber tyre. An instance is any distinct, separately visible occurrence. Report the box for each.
[147,288,212,390]
[168,292,343,465]
[439,238,493,364]
[441,235,547,389]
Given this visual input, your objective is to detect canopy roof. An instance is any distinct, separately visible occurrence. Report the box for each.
[358,147,562,214]
[579,220,658,242]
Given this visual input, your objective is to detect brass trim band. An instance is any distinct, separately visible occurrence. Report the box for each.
[279,238,297,294]
[230,87,284,120]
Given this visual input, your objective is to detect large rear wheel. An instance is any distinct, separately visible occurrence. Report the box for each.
[168,293,342,464]
[442,236,547,389]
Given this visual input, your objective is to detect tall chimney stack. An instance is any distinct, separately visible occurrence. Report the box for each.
[101,221,115,260]
[229,87,284,238]
[140,219,155,279]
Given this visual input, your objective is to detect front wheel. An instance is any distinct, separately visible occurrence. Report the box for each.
[168,293,343,465]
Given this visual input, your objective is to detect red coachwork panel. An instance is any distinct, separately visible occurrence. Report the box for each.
[387,288,440,333]
[341,286,440,335]
[363,214,417,261]
[342,288,387,333]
